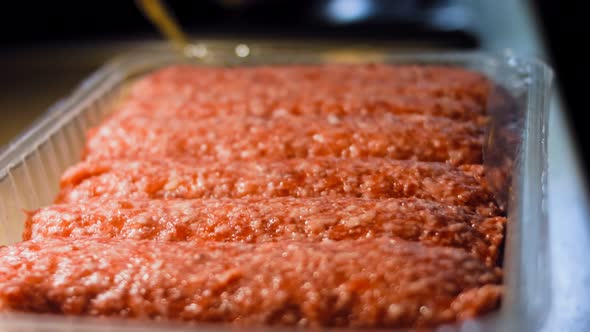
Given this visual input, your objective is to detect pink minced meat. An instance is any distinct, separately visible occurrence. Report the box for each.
[83,113,483,165]
[57,158,498,211]
[120,64,490,121]
[0,237,502,328]
[25,197,505,265]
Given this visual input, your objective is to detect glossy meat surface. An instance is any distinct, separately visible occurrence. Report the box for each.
[57,158,497,210]
[0,238,502,327]
[25,197,505,264]
[84,113,483,165]
[121,64,490,121]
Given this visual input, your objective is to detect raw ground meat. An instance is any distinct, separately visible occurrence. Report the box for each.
[57,158,498,212]
[84,113,483,165]
[25,197,505,265]
[123,64,490,121]
[0,237,502,328]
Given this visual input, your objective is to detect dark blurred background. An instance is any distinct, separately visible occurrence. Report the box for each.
[0,1,582,163]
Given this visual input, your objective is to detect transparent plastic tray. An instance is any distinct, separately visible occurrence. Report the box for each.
[0,44,553,331]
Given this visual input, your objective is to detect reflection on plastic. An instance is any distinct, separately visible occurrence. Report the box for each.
[483,83,524,211]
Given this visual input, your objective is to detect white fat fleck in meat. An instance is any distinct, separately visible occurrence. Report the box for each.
[164,171,181,191]
[341,210,376,228]
[312,134,325,143]
[327,114,341,125]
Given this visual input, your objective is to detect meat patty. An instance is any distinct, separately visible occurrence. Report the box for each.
[57,158,497,211]
[25,197,505,265]
[0,237,502,328]
[125,64,490,122]
[83,113,483,165]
